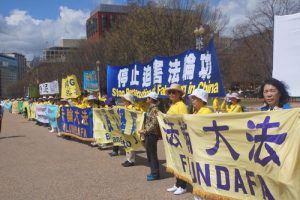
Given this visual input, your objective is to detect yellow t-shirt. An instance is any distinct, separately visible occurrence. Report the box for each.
[76,103,88,109]
[82,97,89,108]
[212,98,219,112]
[167,101,188,115]
[126,104,140,111]
[195,106,213,114]
[227,104,243,113]
[135,101,149,112]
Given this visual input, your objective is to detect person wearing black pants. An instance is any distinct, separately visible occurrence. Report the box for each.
[144,133,160,179]
[139,92,160,181]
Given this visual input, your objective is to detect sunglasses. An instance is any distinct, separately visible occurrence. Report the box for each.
[168,90,178,95]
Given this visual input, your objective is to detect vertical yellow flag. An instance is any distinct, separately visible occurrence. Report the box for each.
[61,75,81,99]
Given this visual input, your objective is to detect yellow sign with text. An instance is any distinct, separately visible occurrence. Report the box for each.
[157,109,300,200]
[61,75,81,99]
[93,107,145,152]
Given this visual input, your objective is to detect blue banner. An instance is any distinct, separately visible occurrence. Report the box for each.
[83,70,99,91]
[4,102,12,112]
[60,107,94,138]
[107,39,225,98]
[47,105,58,129]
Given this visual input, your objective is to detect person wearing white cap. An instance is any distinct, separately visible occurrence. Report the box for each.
[220,92,232,112]
[189,89,212,114]
[120,93,140,167]
[87,95,98,108]
[189,89,212,200]
[165,84,188,195]
[138,92,160,181]
[227,92,243,113]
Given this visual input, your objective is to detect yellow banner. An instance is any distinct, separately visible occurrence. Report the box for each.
[93,107,145,152]
[157,109,300,200]
[61,75,81,99]
[93,108,114,144]
[28,103,36,120]
[12,100,18,114]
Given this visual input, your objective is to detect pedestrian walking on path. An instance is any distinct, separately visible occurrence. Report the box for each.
[0,104,3,133]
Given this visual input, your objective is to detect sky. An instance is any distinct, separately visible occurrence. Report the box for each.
[0,0,260,60]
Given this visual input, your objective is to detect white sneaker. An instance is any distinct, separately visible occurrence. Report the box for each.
[166,185,178,192]
[173,187,187,195]
[194,196,203,200]
[49,129,55,133]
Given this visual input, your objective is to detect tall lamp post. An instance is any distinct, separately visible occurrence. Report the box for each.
[96,60,101,96]
[194,25,205,50]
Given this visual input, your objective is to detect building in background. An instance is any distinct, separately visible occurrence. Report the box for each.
[5,53,27,80]
[127,0,146,6]
[0,54,18,97]
[42,39,85,63]
[86,4,128,42]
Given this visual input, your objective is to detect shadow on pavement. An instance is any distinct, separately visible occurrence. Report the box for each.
[135,153,173,180]
[0,135,26,140]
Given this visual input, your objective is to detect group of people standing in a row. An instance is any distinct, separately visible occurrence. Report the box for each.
[125,77,291,200]
[0,78,292,199]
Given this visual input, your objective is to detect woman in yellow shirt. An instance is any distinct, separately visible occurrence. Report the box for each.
[189,89,212,114]
[165,84,188,195]
[189,89,212,200]
[227,92,243,113]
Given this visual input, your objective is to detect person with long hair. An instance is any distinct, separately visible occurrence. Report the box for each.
[165,84,188,195]
[260,78,291,110]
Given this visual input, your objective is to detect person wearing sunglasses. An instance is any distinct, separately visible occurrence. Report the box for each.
[165,83,188,195]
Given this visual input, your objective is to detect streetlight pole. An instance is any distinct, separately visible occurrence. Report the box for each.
[194,25,205,50]
[96,60,101,96]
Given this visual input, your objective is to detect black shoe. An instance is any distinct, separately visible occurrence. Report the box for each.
[122,161,135,167]
[109,151,118,157]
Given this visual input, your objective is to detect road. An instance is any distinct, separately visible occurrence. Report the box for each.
[0,111,193,200]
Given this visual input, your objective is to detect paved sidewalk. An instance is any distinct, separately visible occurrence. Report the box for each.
[0,111,193,200]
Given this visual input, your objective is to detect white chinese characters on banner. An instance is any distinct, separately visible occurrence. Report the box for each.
[118,68,129,88]
[199,51,212,80]
[142,65,152,87]
[130,65,139,86]
[153,59,163,84]
[182,53,196,81]
[168,59,181,84]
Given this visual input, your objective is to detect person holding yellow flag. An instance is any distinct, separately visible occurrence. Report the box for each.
[165,83,188,195]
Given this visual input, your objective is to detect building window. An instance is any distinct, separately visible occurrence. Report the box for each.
[87,17,98,37]
[102,14,107,33]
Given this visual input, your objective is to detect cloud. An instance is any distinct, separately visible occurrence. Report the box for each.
[0,7,90,60]
[216,0,260,35]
